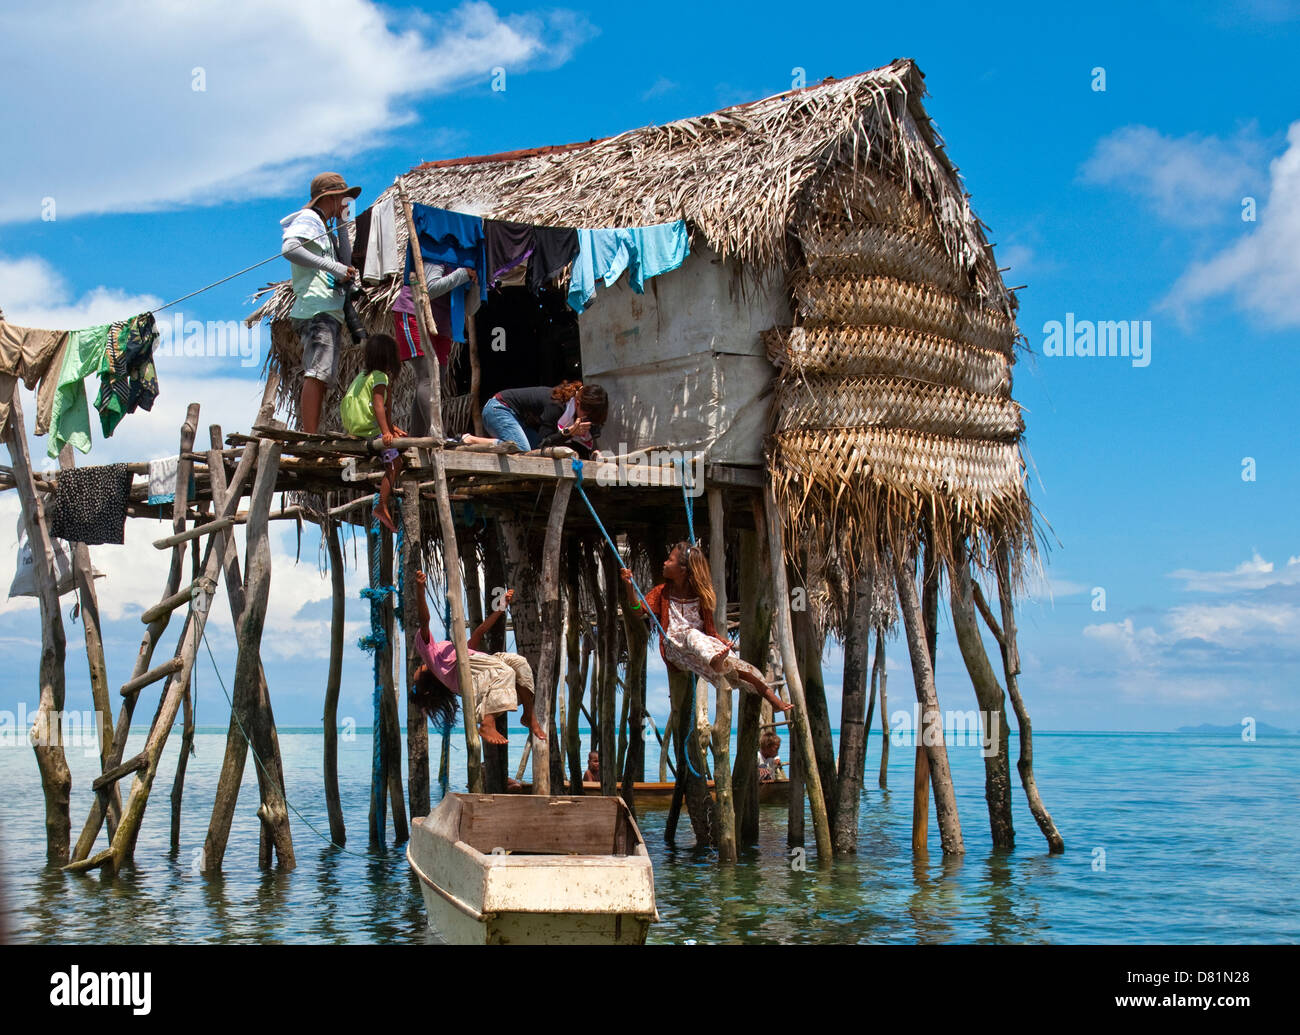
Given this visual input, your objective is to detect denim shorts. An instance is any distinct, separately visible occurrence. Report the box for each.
[482,397,537,452]
[293,312,343,384]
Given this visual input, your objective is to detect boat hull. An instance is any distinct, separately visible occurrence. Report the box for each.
[408,793,657,946]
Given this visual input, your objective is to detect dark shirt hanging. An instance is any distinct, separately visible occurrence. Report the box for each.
[47,463,133,545]
[484,219,536,286]
[527,226,580,295]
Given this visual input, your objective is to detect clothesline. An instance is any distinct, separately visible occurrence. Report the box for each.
[8,198,688,341]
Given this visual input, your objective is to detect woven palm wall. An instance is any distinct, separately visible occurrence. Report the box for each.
[766,172,1032,598]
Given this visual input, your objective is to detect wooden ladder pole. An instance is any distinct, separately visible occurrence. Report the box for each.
[69,401,200,865]
[5,388,70,865]
[397,177,483,793]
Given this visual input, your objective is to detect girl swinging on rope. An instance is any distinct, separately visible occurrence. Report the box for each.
[623,542,793,714]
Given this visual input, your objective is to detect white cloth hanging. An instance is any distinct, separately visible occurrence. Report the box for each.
[363,197,400,283]
[8,515,77,598]
[148,455,179,505]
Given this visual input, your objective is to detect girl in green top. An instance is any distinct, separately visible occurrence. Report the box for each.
[341,333,406,533]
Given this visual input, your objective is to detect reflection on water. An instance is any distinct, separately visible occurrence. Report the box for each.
[2,731,1297,944]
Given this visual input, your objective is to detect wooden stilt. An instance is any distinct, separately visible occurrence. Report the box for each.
[793,574,837,831]
[874,626,889,789]
[732,520,770,847]
[323,518,347,845]
[480,526,508,793]
[58,445,120,838]
[707,489,737,862]
[530,479,572,794]
[762,482,833,863]
[563,545,585,792]
[949,538,1014,848]
[397,179,483,793]
[982,544,1064,852]
[202,422,292,871]
[6,388,70,865]
[619,569,648,814]
[401,480,430,821]
[894,546,964,856]
[598,548,619,797]
[379,526,408,843]
[235,441,294,867]
[833,569,872,854]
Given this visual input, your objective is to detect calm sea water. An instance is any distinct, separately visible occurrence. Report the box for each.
[1,728,1296,944]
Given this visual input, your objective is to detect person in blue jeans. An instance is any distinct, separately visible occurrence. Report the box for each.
[481,381,607,458]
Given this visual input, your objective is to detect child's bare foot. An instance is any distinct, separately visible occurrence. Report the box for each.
[521,707,547,741]
[772,698,794,714]
[478,717,507,745]
[374,501,397,534]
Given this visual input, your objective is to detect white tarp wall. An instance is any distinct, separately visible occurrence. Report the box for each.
[576,243,789,467]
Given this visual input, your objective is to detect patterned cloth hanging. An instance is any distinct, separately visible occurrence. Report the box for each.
[95,313,160,437]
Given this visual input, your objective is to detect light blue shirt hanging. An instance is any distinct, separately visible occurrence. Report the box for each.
[567,220,689,312]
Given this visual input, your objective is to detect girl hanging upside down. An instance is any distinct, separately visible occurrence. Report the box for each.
[622,542,794,714]
[408,572,546,746]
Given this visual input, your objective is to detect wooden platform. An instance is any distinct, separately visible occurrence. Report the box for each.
[509,779,791,808]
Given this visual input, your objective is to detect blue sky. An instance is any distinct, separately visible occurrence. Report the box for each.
[1,0,1298,740]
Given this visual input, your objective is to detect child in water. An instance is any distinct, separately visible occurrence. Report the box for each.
[408,572,546,746]
[340,332,405,534]
[622,542,794,714]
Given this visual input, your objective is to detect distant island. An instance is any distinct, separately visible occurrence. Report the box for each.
[1177,722,1295,736]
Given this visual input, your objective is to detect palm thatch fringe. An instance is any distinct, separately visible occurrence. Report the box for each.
[775,376,1023,440]
[769,425,1033,580]
[764,325,1012,395]
[791,273,1019,355]
[797,222,967,293]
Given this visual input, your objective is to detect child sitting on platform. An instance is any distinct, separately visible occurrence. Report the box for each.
[340,332,405,534]
[622,542,793,714]
[408,571,546,746]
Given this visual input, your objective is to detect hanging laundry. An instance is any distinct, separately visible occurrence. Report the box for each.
[566,220,689,312]
[362,197,400,283]
[0,321,70,437]
[350,205,373,274]
[405,204,487,343]
[484,219,535,287]
[95,313,159,437]
[527,226,579,295]
[47,463,133,546]
[146,454,195,505]
[627,220,689,291]
[8,515,77,599]
[47,322,113,458]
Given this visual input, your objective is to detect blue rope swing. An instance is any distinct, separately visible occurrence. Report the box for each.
[569,459,708,779]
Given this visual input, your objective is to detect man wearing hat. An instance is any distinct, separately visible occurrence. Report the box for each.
[280,172,362,433]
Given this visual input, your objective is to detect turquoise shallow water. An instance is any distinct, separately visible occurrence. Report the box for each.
[0,729,1296,944]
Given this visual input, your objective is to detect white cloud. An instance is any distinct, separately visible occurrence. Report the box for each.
[0,254,163,330]
[1165,601,1300,645]
[1080,123,1268,226]
[1083,617,1162,662]
[0,0,593,225]
[1162,122,1300,327]
[1170,551,1300,593]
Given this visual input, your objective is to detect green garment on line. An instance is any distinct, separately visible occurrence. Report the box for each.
[340,369,390,438]
[47,323,112,458]
[95,313,159,437]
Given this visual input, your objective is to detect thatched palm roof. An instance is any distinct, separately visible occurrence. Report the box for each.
[252,58,1013,324]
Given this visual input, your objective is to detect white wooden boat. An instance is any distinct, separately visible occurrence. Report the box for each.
[407,793,658,945]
